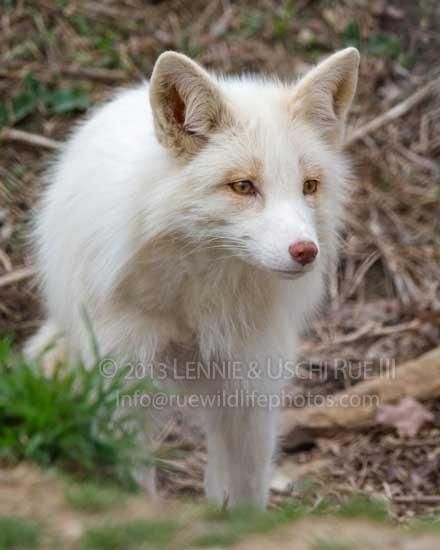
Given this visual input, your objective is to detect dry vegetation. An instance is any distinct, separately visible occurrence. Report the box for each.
[1,0,440,537]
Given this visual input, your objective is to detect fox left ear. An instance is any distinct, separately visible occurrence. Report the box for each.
[149,51,230,157]
[290,48,360,145]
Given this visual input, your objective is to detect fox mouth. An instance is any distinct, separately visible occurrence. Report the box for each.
[272,267,313,280]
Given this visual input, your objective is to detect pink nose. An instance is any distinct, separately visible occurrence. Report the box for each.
[289,241,318,266]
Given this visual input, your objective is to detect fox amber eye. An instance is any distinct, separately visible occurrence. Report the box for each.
[229,180,256,196]
[303,178,319,195]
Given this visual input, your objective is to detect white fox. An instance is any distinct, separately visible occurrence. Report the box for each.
[26,48,359,507]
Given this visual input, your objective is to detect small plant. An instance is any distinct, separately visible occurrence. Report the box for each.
[341,23,401,60]
[0,73,89,128]
[0,516,41,549]
[342,22,361,49]
[0,337,153,486]
[93,29,123,69]
[272,1,295,41]
[177,34,204,59]
[195,500,314,546]
[195,495,391,547]
[336,495,390,522]
[64,480,126,512]
[408,515,440,533]
[240,9,266,37]
[366,32,401,59]
[80,519,180,550]
[312,541,356,550]
[193,531,238,547]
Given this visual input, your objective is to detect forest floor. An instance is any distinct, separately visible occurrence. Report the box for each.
[1,1,440,548]
[2,462,440,549]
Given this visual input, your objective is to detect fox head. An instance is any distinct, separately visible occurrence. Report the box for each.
[148,48,359,278]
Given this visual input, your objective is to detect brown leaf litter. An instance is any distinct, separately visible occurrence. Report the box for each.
[0,0,440,522]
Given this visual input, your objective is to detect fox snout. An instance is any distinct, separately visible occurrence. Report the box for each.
[288,240,318,266]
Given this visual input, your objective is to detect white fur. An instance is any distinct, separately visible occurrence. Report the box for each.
[26,49,359,507]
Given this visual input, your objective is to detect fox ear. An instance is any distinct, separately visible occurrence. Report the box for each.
[149,52,229,156]
[290,48,359,145]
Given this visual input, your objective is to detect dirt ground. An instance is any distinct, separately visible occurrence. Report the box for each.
[2,463,440,549]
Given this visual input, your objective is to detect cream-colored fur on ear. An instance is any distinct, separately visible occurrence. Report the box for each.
[290,47,360,144]
[149,51,230,156]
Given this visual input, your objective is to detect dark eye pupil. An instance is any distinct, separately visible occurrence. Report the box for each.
[304,179,318,193]
[230,180,255,195]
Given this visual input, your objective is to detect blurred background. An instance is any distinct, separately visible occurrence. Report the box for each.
[1,1,440,549]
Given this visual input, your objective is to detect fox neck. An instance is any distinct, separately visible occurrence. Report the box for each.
[114,235,281,354]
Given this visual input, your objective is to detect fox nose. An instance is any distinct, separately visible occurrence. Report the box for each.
[289,241,318,266]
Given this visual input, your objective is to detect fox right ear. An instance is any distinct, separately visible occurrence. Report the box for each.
[149,52,230,157]
[289,48,360,146]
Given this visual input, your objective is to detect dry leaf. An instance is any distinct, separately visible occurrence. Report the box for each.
[376,397,434,437]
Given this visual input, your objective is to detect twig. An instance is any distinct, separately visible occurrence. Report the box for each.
[0,248,12,272]
[85,1,145,20]
[385,438,440,448]
[345,76,440,147]
[0,128,61,150]
[61,66,127,83]
[191,0,219,36]
[300,318,421,352]
[0,267,36,288]
[392,495,440,505]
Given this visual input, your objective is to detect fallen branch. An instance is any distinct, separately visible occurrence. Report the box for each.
[61,66,127,83]
[0,267,36,288]
[300,318,422,353]
[281,346,440,438]
[0,128,61,150]
[392,495,440,505]
[345,76,440,147]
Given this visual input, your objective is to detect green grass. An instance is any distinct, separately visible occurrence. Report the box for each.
[0,516,41,549]
[0,73,89,128]
[64,480,126,513]
[341,23,401,60]
[194,500,318,547]
[408,515,440,534]
[312,541,356,550]
[271,1,295,41]
[0,337,153,486]
[335,495,390,522]
[240,9,266,37]
[366,32,401,59]
[193,532,238,547]
[341,22,362,49]
[194,495,391,547]
[79,519,180,550]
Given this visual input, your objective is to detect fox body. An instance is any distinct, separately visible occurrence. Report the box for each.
[26,49,359,507]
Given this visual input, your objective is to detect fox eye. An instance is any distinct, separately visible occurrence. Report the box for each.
[229,180,256,196]
[303,178,319,195]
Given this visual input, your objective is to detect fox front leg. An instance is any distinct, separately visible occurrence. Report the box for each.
[204,397,279,508]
